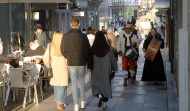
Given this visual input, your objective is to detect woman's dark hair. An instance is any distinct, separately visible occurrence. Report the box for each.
[86,27,94,35]
[151,28,157,33]
[91,31,110,57]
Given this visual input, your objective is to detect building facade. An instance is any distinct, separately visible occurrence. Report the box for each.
[0,0,103,55]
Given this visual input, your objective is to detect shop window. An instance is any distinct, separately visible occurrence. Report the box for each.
[11,4,25,40]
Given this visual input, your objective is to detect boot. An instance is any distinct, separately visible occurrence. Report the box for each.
[130,76,135,84]
[123,78,127,86]
[98,97,103,108]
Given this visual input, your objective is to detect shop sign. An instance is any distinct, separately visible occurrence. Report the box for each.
[155,11,162,17]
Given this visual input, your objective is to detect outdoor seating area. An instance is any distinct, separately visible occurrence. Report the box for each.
[0,53,52,110]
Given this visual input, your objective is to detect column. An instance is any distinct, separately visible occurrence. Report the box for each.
[86,10,89,28]
[83,10,87,29]
[93,15,96,28]
[58,12,62,32]
[178,0,189,110]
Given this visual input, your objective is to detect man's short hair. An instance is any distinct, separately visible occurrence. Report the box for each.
[37,24,42,29]
[102,26,105,29]
[71,17,80,27]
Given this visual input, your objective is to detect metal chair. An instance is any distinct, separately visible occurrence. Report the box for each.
[4,68,38,108]
[24,63,44,100]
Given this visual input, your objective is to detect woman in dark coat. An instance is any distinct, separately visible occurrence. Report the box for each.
[91,31,118,109]
[141,28,166,84]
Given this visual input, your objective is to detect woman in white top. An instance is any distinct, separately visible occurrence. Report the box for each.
[86,27,95,47]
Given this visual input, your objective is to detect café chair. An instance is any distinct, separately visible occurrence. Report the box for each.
[4,68,38,108]
[24,63,44,100]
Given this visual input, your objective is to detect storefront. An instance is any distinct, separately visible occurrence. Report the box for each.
[0,0,72,55]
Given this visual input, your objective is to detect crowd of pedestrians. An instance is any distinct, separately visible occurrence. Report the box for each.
[42,17,166,111]
[42,17,119,111]
[0,17,166,111]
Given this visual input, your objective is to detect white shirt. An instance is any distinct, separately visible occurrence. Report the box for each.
[31,44,39,50]
[87,34,95,47]
[124,32,131,46]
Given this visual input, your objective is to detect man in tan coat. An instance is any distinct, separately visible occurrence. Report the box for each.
[117,24,139,85]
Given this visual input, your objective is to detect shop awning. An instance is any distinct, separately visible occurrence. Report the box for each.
[154,0,170,9]
[0,0,72,4]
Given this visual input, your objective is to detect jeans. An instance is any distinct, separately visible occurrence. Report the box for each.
[68,66,85,104]
[54,86,67,104]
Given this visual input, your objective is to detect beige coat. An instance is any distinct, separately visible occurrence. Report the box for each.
[43,45,69,86]
[107,29,117,51]
[117,32,139,54]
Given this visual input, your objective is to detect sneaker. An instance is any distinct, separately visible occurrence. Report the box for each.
[74,104,79,111]
[102,102,107,109]
[153,80,159,85]
[98,97,103,108]
[81,100,86,109]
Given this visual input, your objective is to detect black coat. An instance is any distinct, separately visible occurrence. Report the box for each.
[60,29,93,69]
[13,36,25,51]
[141,34,166,81]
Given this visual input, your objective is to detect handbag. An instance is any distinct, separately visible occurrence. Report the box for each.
[106,35,116,79]
[46,45,53,78]
[110,70,115,79]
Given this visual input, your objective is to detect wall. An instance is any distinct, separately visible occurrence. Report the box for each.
[178,0,189,110]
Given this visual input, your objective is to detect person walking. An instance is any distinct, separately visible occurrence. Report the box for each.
[43,32,69,111]
[34,24,47,48]
[107,29,118,51]
[101,26,107,35]
[117,24,139,85]
[127,24,143,80]
[141,28,166,85]
[91,31,118,109]
[86,27,95,47]
[60,17,92,111]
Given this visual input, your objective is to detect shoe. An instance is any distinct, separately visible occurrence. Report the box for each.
[123,78,127,86]
[98,97,103,108]
[153,80,159,85]
[130,76,135,84]
[74,104,79,111]
[81,100,86,109]
[57,103,64,111]
[102,102,107,109]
